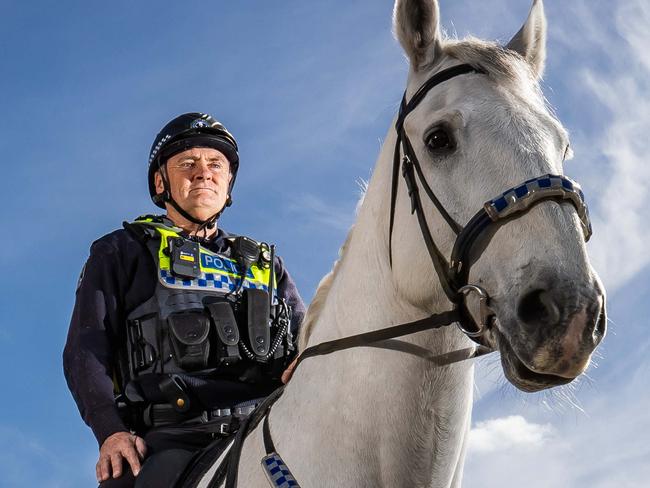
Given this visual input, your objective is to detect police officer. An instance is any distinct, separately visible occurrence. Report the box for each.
[63,113,306,487]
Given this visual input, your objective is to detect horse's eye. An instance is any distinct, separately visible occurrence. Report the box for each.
[425,127,455,152]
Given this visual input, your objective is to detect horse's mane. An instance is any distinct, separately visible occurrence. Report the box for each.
[443,37,545,106]
[297,38,542,351]
[445,38,533,82]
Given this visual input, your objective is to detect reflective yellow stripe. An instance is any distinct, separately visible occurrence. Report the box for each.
[133,217,274,290]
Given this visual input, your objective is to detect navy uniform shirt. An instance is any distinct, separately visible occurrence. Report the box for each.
[63,220,306,446]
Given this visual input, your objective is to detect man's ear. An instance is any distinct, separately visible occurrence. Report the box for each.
[154,170,165,195]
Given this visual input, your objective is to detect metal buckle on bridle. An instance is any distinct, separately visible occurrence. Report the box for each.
[458,285,493,338]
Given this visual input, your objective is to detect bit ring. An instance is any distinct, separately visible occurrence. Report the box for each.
[458,284,494,338]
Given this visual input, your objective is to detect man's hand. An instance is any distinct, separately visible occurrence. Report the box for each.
[281,357,298,384]
[96,431,147,482]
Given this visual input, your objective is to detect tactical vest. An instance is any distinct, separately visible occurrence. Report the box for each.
[116,216,294,421]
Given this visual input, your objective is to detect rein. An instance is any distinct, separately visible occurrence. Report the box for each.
[293,309,488,371]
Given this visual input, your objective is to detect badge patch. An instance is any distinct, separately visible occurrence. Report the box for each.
[191,118,209,129]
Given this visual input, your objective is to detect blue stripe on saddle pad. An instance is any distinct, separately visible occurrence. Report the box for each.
[261,452,300,487]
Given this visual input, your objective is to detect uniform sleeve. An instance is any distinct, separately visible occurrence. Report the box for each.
[62,239,129,446]
[273,255,306,339]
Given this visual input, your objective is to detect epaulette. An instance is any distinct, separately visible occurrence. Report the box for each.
[122,214,173,242]
[123,220,156,242]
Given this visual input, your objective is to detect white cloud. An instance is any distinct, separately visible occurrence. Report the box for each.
[585,70,650,291]
[288,192,356,232]
[551,0,650,292]
[466,273,650,488]
[465,350,650,488]
[617,0,650,74]
[583,8,650,291]
[469,415,555,453]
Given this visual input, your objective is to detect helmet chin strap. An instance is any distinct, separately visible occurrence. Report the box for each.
[154,162,229,234]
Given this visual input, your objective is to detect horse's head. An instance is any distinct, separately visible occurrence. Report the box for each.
[390,0,606,392]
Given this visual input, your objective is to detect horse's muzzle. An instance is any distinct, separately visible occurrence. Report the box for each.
[494,276,606,391]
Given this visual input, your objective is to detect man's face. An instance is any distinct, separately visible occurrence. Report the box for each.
[154,147,232,221]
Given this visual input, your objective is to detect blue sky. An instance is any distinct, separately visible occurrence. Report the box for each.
[1,0,648,486]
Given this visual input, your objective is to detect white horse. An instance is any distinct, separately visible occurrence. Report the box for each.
[194,0,606,486]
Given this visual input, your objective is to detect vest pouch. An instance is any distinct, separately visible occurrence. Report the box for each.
[206,301,242,366]
[126,316,159,378]
[167,312,211,371]
[243,288,271,359]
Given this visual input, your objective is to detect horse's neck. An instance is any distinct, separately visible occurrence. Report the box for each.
[256,129,475,487]
[304,126,430,340]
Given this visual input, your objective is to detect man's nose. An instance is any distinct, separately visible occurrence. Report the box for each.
[194,162,212,180]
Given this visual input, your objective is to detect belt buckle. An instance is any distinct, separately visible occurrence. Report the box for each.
[234,405,256,417]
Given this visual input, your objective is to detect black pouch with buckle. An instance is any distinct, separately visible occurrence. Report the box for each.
[167,313,211,371]
[206,301,241,365]
[126,316,157,376]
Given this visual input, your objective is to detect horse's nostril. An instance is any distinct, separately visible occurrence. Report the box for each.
[517,289,561,327]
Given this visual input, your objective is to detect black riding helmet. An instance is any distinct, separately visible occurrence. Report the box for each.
[148,112,239,227]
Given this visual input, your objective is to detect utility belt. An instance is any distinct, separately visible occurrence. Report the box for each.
[144,399,263,434]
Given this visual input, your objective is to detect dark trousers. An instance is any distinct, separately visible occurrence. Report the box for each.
[98,424,228,488]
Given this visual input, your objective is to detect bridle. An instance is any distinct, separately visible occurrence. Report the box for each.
[294,62,592,366]
[388,62,593,342]
[190,63,594,488]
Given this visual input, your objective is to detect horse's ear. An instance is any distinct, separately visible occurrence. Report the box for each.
[506,0,547,79]
[393,0,442,71]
